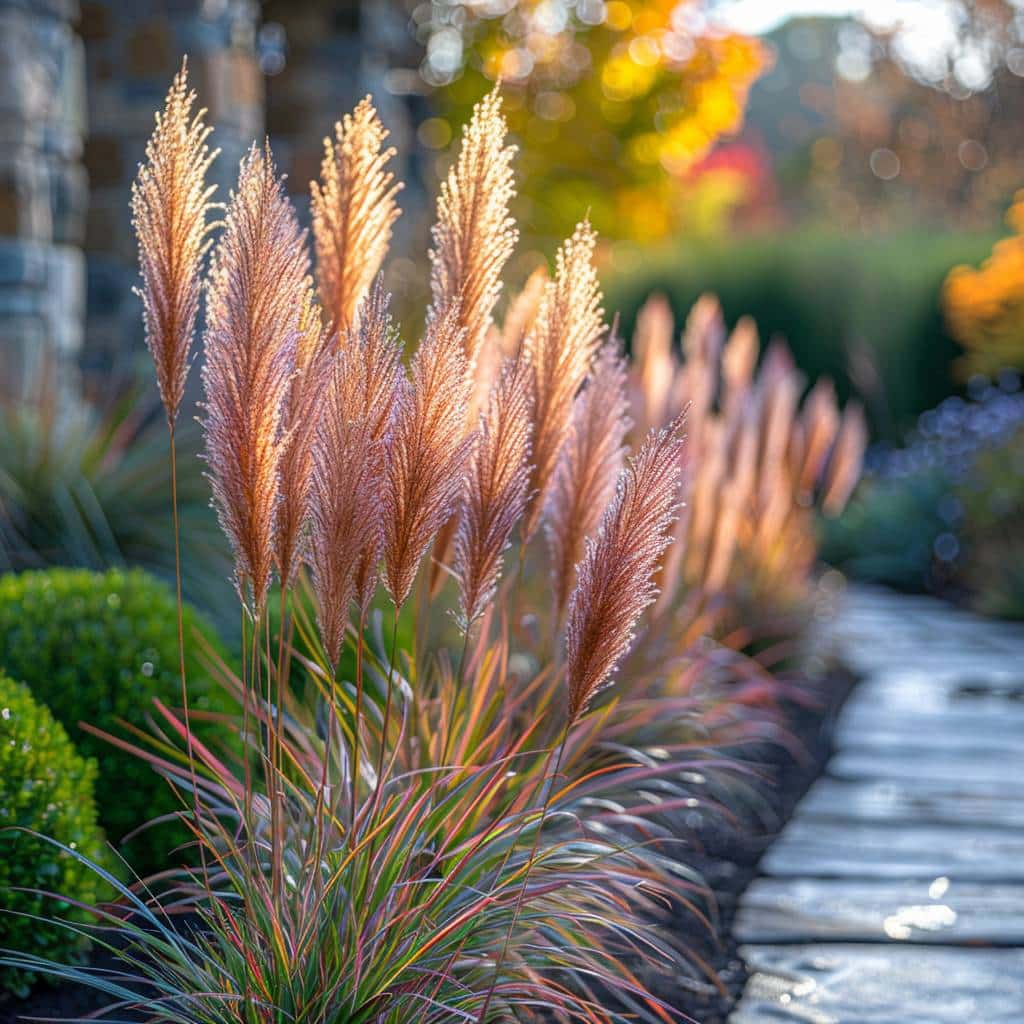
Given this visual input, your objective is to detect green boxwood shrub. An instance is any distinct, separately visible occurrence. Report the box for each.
[1,674,106,998]
[0,569,234,874]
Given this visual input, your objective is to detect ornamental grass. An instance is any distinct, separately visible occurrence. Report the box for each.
[0,60,865,1022]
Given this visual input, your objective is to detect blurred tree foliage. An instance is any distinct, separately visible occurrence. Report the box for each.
[757,1,1024,231]
[945,190,1024,377]
[412,1,764,245]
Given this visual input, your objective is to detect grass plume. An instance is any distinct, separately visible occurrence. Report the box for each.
[383,303,475,609]
[455,356,533,629]
[309,346,382,666]
[566,421,684,721]
[523,221,605,541]
[429,87,518,370]
[130,57,217,426]
[311,98,401,332]
[547,340,631,622]
[201,143,306,613]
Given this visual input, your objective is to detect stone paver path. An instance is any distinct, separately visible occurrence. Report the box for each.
[729,585,1024,1023]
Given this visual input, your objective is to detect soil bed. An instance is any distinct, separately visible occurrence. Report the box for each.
[669,666,858,1024]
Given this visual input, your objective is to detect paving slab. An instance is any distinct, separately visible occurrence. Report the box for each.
[849,668,1024,715]
[735,877,1024,944]
[833,711,1024,753]
[731,945,1024,1023]
[729,586,1024,1022]
[761,819,1024,882]
[796,776,1024,830]
[836,704,1024,742]
[827,749,1020,786]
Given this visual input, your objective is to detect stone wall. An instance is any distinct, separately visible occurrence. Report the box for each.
[0,0,86,396]
[1,0,428,389]
[80,0,262,379]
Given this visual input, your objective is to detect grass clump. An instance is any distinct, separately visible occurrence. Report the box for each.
[0,60,864,1019]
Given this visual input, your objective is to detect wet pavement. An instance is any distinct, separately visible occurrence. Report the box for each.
[728,585,1024,1023]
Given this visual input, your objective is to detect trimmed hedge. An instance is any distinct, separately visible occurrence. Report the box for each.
[604,229,999,438]
[0,569,233,873]
[0,674,106,998]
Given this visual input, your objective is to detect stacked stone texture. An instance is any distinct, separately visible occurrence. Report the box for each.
[0,0,86,395]
[80,0,262,378]
[2,0,426,386]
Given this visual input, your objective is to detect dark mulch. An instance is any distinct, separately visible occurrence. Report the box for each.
[1,956,117,1024]
[667,665,859,1024]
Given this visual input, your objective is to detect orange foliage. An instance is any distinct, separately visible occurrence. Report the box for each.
[944,190,1024,377]
[428,1,764,244]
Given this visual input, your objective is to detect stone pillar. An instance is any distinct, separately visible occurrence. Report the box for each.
[0,0,87,398]
[80,0,262,379]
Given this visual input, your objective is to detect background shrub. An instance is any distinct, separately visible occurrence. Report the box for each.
[0,674,106,998]
[0,568,233,873]
[604,229,999,437]
[821,379,1024,618]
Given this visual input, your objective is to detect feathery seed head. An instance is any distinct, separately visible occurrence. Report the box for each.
[797,378,840,498]
[428,86,518,370]
[565,419,684,722]
[721,315,759,418]
[309,347,383,666]
[455,356,533,629]
[822,400,868,516]
[311,98,401,334]
[350,280,406,613]
[383,302,475,609]
[131,58,218,426]
[546,340,631,621]
[275,284,337,590]
[201,142,307,614]
[631,293,678,435]
[681,293,725,366]
[522,220,605,541]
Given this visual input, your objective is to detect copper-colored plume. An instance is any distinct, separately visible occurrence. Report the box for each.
[469,266,548,451]
[501,265,548,357]
[201,143,307,613]
[350,281,405,614]
[308,348,382,667]
[822,400,868,516]
[522,221,605,542]
[681,293,725,366]
[350,278,405,443]
[705,410,759,592]
[757,346,801,492]
[428,87,518,370]
[311,98,401,333]
[131,58,218,426]
[454,357,533,629]
[721,315,759,421]
[547,341,631,621]
[275,287,337,591]
[383,303,475,609]
[631,293,678,436]
[565,420,684,722]
[797,378,840,499]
